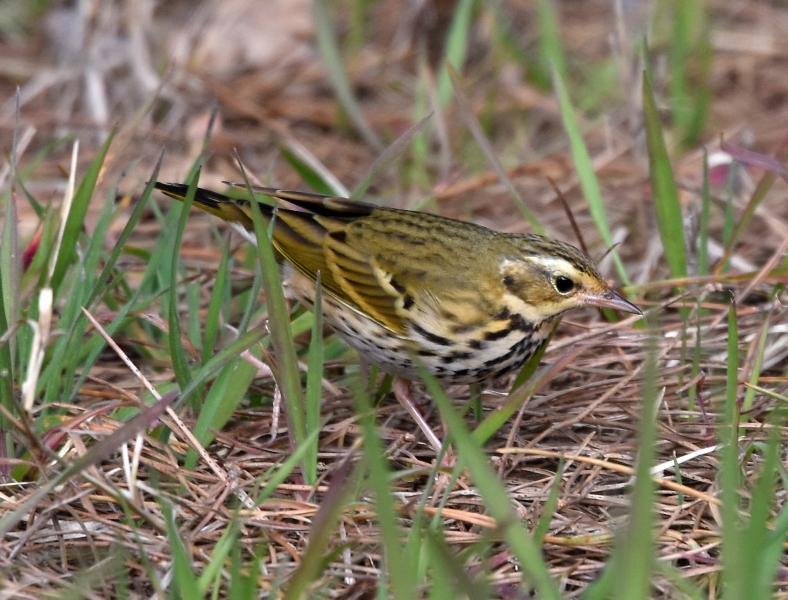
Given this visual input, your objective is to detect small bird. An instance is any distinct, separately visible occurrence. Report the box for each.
[155,182,641,452]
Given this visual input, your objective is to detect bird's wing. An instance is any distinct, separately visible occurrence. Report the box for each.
[161,182,411,334]
[233,186,408,334]
[272,208,408,335]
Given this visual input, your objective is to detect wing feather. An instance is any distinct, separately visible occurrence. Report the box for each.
[162,182,411,335]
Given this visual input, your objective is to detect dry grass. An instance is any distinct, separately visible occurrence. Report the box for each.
[3,0,788,598]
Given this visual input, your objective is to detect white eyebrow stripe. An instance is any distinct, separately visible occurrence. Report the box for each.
[500,256,575,274]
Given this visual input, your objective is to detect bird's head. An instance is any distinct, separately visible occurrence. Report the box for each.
[496,236,642,323]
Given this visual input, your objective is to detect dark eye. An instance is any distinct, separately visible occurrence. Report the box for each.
[554,275,575,294]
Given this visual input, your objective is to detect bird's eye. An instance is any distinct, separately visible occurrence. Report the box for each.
[554,275,575,294]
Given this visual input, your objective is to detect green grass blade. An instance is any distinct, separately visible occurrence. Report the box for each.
[509,329,553,392]
[280,145,346,197]
[51,128,116,295]
[716,137,788,273]
[253,421,324,507]
[669,0,711,148]
[553,67,631,285]
[698,148,710,276]
[185,354,259,470]
[168,170,200,396]
[744,428,781,598]
[197,523,242,597]
[722,183,735,266]
[761,485,788,594]
[0,272,13,446]
[536,0,567,89]
[720,293,744,598]
[242,170,308,475]
[425,531,492,599]
[283,459,358,600]
[1,187,18,375]
[164,502,202,600]
[419,366,562,599]
[177,328,268,404]
[228,541,263,600]
[201,241,230,363]
[533,459,563,546]
[235,259,264,336]
[437,0,477,106]
[354,380,417,600]
[312,0,382,150]
[0,188,17,443]
[305,272,324,484]
[85,153,162,309]
[612,338,658,599]
[474,344,583,444]
[352,111,433,199]
[642,72,687,280]
[741,313,770,420]
[4,89,20,347]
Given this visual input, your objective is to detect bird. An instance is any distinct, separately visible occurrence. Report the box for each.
[154,181,642,453]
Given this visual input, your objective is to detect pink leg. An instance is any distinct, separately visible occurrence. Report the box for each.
[392,377,444,454]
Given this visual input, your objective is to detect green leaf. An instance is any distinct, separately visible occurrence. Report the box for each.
[165,503,202,600]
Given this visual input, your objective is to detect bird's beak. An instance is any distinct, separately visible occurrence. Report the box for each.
[582,289,643,315]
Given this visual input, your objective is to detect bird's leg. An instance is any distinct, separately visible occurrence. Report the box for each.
[392,377,444,455]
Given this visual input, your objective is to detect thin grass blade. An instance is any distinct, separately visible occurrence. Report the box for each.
[353,380,417,600]
[280,145,344,197]
[165,502,202,599]
[536,0,567,88]
[304,272,324,484]
[201,241,230,363]
[185,354,259,470]
[283,458,358,600]
[553,66,630,285]
[448,63,543,233]
[50,128,116,295]
[312,0,382,150]
[720,292,744,597]
[241,166,308,474]
[168,170,200,394]
[418,365,562,599]
[642,72,687,280]
[352,112,433,199]
[436,0,477,106]
[613,338,659,599]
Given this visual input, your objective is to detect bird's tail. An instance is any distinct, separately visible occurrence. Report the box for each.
[153,182,262,232]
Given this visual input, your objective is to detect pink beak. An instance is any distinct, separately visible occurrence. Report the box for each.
[582,289,642,315]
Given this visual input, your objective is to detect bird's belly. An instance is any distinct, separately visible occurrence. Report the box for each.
[401,318,552,384]
[320,294,551,384]
[283,266,553,384]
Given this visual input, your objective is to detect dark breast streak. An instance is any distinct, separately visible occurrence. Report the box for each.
[286,265,553,384]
